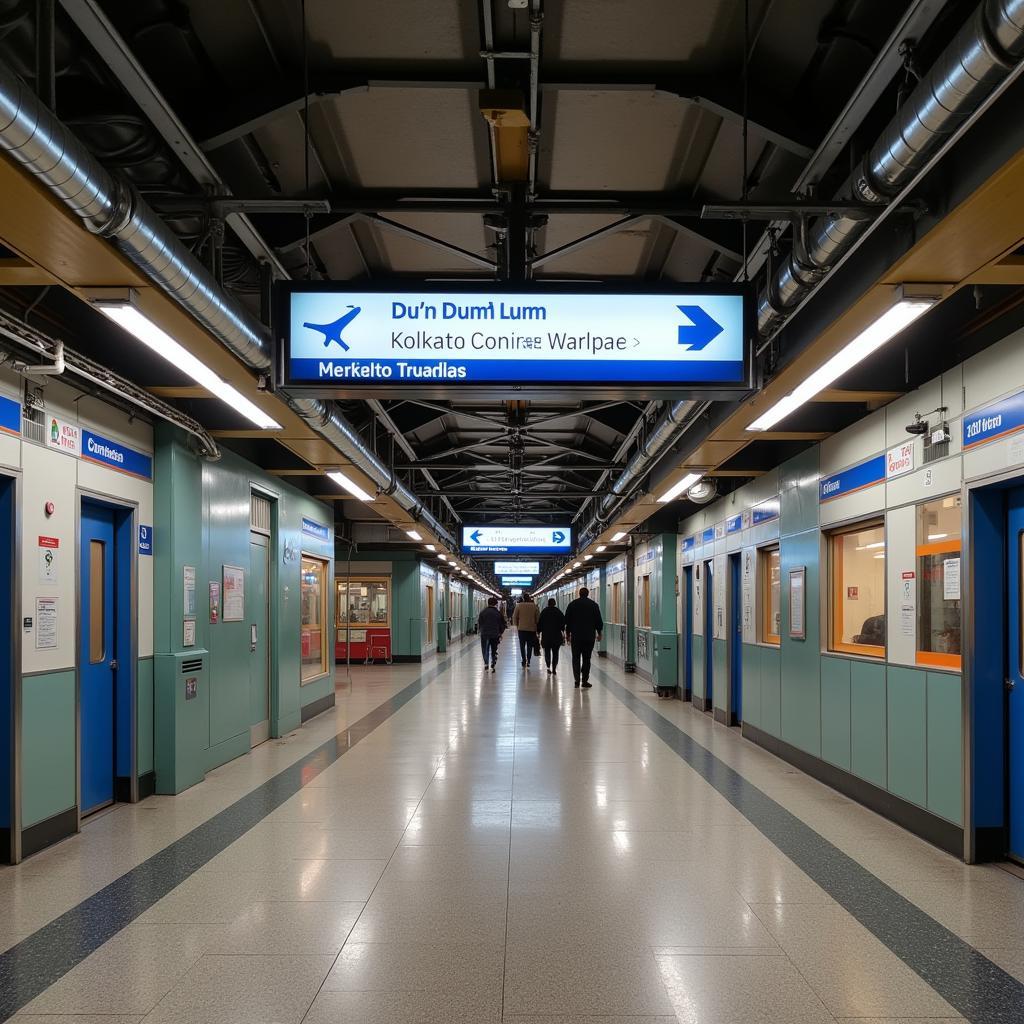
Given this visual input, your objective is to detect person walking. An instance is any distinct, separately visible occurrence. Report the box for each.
[511,594,540,668]
[477,596,505,672]
[564,586,604,688]
[537,597,566,675]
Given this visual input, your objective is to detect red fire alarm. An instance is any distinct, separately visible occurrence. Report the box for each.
[44,501,55,517]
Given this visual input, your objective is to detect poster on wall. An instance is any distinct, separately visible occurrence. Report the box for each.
[209,581,221,624]
[183,565,196,616]
[35,596,58,649]
[38,535,58,584]
[788,567,806,640]
[222,565,245,621]
[943,557,961,600]
[183,618,196,647]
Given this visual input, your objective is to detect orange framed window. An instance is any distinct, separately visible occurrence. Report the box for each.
[301,556,328,681]
[828,520,886,658]
[916,496,962,669]
[611,580,623,623]
[639,573,652,627]
[761,546,781,645]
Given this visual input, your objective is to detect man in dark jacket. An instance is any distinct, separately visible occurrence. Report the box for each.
[563,587,604,688]
[477,597,505,671]
[537,598,566,675]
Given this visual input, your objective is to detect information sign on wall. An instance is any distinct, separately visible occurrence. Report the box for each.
[886,441,915,478]
[80,430,153,479]
[46,416,80,457]
[138,524,153,555]
[301,516,329,541]
[963,389,1024,450]
[494,560,539,576]
[0,393,20,436]
[819,454,886,502]
[222,565,245,621]
[278,284,751,395]
[462,525,571,554]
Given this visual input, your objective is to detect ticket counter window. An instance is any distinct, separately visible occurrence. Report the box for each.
[829,521,886,657]
[337,579,390,626]
[301,557,328,681]
[916,496,962,668]
[761,546,781,645]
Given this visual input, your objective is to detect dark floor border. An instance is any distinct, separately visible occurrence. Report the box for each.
[973,825,1007,862]
[0,644,470,1022]
[596,667,1024,1024]
[300,691,336,723]
[114,776,132,803]
[743,721,963,857]
[390,654,422,664]
[0,826,9,865]
[713,706,730,726]
[20,806,77,859]
[137,771,156,800]
[692,693,711,712]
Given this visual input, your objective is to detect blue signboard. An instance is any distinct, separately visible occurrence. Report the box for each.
[281,286,749,391]
[138,524,153,556]
[681,536,695,552]
[462,525,571,555]
[81,430,152,480]
[301,516,330,542]
[726,514,742,534]
[501,575,534,586]
[963,390,1024,450]
[701,527,715,543]
[751,500,780,525]
[0,393,20,436]
[819,454,886,502]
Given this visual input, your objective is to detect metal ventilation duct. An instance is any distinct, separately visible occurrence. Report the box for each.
[758,0,1024,335]
[0,63,455,546]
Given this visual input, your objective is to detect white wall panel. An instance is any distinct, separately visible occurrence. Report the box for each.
[819,484,885,528]
[820,408,885,476]
[886,504,916,667]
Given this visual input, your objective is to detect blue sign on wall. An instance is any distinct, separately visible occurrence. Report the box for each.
[462,525,571,554]
[701,527,715,543]
[80,430,152,480]
[819,454,886,502]
[751,500,779,525]
[725,514,742,534]
[138,524,153,555]
[281,286,749,392]
[681,536,695,552]
[301,516,329,542]
[963,390,1024,450]
[0,393,20,436]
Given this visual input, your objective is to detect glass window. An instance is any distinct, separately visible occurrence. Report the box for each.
[829,521,886,657]
[425,584,435,642]
[89,540,105,663]
[300,556,328,681]
[335,578,390,627]
[761,546,781,645]
[611,580,623,623]
[917,496,962,667]
[639,574,652,627]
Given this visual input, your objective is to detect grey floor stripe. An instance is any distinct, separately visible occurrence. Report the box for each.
[0,645,469,1022]
[597,668,1024,1024]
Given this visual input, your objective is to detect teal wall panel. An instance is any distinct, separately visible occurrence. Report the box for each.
[851,660,887,788]
[780,527,821,756]
[927,671,963,825]
[887,666,927,808]
[22,670,76,827]
[820,657,851,771]
[760,646,782,737]
[741,644,761,727]
[137,658,154,776]
[779,447,820,537]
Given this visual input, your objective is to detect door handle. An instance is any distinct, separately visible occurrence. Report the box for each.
[109,659,119,670]
[1007,678,1016,692]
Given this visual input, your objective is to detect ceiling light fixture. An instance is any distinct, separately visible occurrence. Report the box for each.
[612,531,628,542]
[439,554,447,561]
[426,544,436,552]
[92,295,281,430]
[747,289,938,432]
[596,545,607,553]
[406,529,422,541]
[326,470,374,502]
[584,554,593,561]
[658,472,703,504]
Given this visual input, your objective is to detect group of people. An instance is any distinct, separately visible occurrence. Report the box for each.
[476,588,604,688]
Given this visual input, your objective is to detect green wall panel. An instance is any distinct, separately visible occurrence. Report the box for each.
[927,671,963,825]
[851,660,887,789]
[779,447,820,537]
[780,528,821,756]
[887,666,927,808]
[820,657,851,771]
[22,670,76,827]
[760,646,782,737]
[741,644,761,727]
[137,658,154,776]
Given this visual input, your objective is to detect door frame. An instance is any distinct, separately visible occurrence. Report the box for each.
[249,530,271,747]
[681,564,693,701]
[249,483,280,735]
[703,557,714,711]
[76,488,138,824]
[1,468,22,863]
[727,552,742,726]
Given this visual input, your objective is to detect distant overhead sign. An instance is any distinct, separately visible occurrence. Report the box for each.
[494,560,540,576]
[501,575,535,586]
[277,284,751,396]
[462,525,572,554]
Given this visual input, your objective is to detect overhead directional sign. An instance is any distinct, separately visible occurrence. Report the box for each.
[501,575,535,586]
[462,525,572,555]
[494,560,540,576]
[278,284,750,396]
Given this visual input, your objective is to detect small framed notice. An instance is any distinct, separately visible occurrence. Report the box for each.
[222,565,245,621]
[788,566,806,641]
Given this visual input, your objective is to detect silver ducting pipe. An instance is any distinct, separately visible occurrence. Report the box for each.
[579,400,701,545]
[758,0,1024,334]
[0,64,455,543]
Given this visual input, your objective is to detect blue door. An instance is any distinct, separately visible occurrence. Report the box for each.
[682,566,693,700]
[1008,489,1024,860]
[704,559,714,710]
[729,554,742,724]
[80,503,116,815]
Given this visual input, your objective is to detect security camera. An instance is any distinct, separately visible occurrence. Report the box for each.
[905,416,929,435]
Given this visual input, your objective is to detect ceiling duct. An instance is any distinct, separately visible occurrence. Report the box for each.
[0,61,455,546]
[757,0,1024,336]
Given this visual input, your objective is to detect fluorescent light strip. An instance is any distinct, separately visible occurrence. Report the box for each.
[612,531,628,542]
[426,544,436,552]
[747,299,935,432]
[406,529,423,541]
[95,303,281,430]
[658,472,703,504]
[326,470,374,502]
[596,545,607,553]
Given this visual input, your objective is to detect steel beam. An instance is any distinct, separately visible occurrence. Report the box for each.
[365,215,497,271]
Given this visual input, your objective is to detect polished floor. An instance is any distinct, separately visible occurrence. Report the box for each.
[3,638,1024,1022]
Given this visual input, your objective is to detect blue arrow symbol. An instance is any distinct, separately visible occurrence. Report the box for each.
[470,529,483,544]
[552,531,565,544]
[677,305,724,351]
